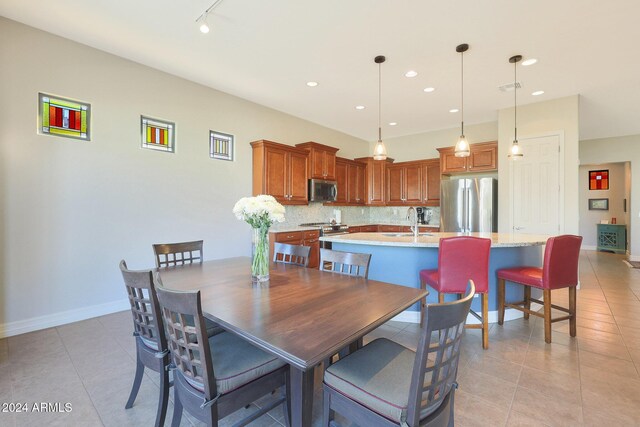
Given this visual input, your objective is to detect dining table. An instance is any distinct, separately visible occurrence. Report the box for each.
[157,257,428,427]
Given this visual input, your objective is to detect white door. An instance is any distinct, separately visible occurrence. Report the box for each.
[510,134,561,234]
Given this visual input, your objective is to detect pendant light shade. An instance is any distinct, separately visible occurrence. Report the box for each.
[508,55,524,160]
[373,55,388,161]
[454,44,470,158]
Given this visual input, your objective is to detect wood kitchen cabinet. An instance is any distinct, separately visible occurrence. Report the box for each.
[438,141,498,175]
[270,230,320,268]
[355,157,394,206]
[251,140,309,205]
[295,142,339,181]
[378,225,402,232]
[331,157,366,206]
[386,161,423,205]
[334,158,349,203]
[422,159,440,206]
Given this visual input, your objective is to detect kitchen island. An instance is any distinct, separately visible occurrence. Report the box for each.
[320,232,549,323]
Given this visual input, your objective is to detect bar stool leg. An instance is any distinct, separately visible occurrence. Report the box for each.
[420,279,427,327]
[438,292,444,304]
[569,286,577,337]
[543,289,552,343]
[481,293,489,349]
[497,278,505,325]
[523,287,531,320]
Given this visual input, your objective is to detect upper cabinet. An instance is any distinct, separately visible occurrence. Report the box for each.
[354,157,393,206]
[295,142,339,181]
[251,140,309,205]
[332,157,366,205]
[385,160,438,206]
[438,141,498,175]
[422,159,441,206]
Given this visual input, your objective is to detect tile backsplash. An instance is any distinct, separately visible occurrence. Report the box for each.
[281,204,440,227]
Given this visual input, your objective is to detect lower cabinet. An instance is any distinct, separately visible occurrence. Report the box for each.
[596,224,626,254]
[270,230,320,268]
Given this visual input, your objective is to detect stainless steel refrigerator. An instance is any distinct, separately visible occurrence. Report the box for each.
[440,177,497,232]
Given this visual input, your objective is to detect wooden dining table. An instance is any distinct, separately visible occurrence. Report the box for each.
[157,257,427,427]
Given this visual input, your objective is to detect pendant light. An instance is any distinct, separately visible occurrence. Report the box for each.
[373,55,388,160]
[508,55,524,159]
[454,44,470,157]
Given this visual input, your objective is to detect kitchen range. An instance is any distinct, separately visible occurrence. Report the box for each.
[298,222,349,249]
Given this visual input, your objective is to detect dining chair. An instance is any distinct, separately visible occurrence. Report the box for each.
[323,281,475,427]
[497,234,583,343]
[273,242,311,267]
[153,240,204,268]
[319,248,371,278]
[419,236,491,349]
[155,286,291,427]
[120,260,170,427]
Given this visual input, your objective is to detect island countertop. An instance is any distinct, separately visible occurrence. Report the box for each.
[320,232,550,248]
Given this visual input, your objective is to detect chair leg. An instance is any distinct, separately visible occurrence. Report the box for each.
[322,387,332,427]
[204,404,218,427]
[481,293,489,350]
[497,278,505,325]
[438,292,444,304]
[125,352,144,409]
[543,289,552,343]
[283,370,291,427]
[523,286,531,320]
[569,286,577,337]
[171,389,183,427]
[420,278,426,327]
[154,369,170,427]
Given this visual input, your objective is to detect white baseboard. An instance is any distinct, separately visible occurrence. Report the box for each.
[630,254,640,262]
[582,245,597,251]
[392,303,544,324]
[0,299,130,338]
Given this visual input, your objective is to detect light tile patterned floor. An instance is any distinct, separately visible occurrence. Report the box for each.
[1,250,639,426]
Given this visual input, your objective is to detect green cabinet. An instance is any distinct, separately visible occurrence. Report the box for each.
[597,224,627,254]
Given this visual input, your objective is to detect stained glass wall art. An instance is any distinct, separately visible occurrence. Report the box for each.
[141,116,175,152]
[589,170,609,190]
[209,131,234,161]
[38,93,90,140]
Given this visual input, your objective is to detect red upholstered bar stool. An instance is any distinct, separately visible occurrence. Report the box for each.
[496,235,582,344]
[419,236,492,349]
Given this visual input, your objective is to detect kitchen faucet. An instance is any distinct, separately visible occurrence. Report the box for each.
[407,207,419,238]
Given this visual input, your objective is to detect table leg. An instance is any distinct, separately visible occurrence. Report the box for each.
[290,366,314,427]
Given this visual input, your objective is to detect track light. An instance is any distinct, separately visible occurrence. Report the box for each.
[195,0,224,34]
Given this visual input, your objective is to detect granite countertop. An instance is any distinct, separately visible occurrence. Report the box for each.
[270,222,439,233]
[350,221,440,228]
[320,232,550,248]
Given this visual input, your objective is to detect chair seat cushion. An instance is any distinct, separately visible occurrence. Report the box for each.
[419,269,439,289]
[184,332,285,395]
[497,266,544,289]
[324,338,440,423]
[139,335,159,351]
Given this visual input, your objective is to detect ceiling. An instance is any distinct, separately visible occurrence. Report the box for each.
[2,0,639,142]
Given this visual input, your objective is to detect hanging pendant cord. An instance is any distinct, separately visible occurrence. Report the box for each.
[378,62,382,141]
[514,60,518,142]
[461,50,464,135]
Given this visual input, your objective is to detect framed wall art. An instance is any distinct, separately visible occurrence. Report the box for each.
[588,169,609,190]
[209,131,234,161]
[38,93,91,141]
[141,116,175,152]
[589,198,609,210]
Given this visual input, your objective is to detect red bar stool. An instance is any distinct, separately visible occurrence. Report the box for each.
[419,236,492,349]
[496,235,582,343]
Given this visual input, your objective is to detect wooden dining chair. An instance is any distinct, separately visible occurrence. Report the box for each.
[155,286,291,427]
[120,260,170,427]
[323,281,475,427]
[273,242,311,267]
[153,240,203,268]
[319,248,371,278]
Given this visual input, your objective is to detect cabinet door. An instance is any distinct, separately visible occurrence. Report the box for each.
[361,225,378,232]
[386,166,405,204]
[404,164,423,204]
[347,163,359,203]
[423,161,441,206]
[348,226,361,233]
[334,160,348,203]
[309,149,325,179]
[368,161,386,205]
[468,144,497,172]
[304,238,320,268]
[288,151,309,204]
[264,147,288,202]
[440,149,468,174]
[356,164,366,205]
[378,225,402,232]
[324,151,336,180]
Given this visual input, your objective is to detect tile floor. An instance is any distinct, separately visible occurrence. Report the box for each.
[1,250,640,426]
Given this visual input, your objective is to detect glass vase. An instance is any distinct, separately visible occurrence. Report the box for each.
[251,226,270,283]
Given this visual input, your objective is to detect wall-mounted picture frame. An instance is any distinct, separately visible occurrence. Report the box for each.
[589,169,609,190]
[589,198,609,210]
[209,130,234,161]
[38,93,91,141]
[141,116,175,153]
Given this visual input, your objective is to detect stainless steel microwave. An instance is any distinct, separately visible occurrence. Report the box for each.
[308,179,337,202]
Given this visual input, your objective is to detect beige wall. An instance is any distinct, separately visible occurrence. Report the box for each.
[369,121,498,162]
[580,135,639,258]
[0,18,369,335]
[497,95,580,235]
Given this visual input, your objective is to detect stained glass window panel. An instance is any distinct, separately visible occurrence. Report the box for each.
[209,131,234,161]
[38,93,90,140]
[589,170,609,190]
[141,116,175,153]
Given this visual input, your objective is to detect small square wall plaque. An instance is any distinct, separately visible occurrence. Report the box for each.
[141,116,175,153]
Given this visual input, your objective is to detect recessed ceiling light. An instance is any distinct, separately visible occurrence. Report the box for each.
[389,122,397,126]
[355,105,365,110]
[405,70,418,78]
[306,81,318,87]
[532,90,545,96]
[423,87,435,93]
[522,58,537,66]
[449,108,459,113]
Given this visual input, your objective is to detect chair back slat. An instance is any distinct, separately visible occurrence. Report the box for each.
[273,243,311,267]
[153,240,204,268]
[319,249,371,278]
[543,235,583,289]
[406,281,475,426]
[155,286,217,400]
[120,260,167,351]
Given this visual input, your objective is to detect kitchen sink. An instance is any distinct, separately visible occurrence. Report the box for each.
[382,233,433,237]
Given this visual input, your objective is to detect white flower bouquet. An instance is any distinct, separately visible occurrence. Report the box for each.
[233,195,285,282]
